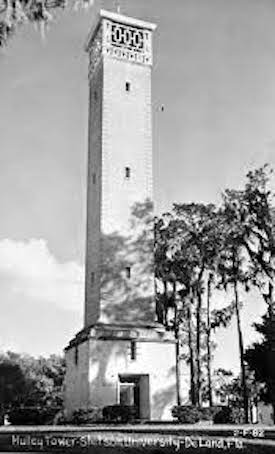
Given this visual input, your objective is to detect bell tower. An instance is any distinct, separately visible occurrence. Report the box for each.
[84,10,156,327]
[64,10,178,421]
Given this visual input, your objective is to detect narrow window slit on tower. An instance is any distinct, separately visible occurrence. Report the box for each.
[74,346,78,366]
[92,173,96,184]
[125,81,131,92]
[125,266,131,279]
[91,272,95,286]
[130,341,137,360]
[125,167,130,179]
[94,91,98,101]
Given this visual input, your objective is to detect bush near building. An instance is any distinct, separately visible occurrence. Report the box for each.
[70,408,103,424]
[172,406,223,424]
[102,405,138,423]
[8,406,61,425]
[213,407,245,424]
[171,405,246,424]
[64,405,138,424]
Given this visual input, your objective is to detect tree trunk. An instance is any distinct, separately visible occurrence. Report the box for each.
[164,280,168,326]
[0,405,4,426]
[195,266,205,407]
[234,279,249,423]
[173,281,182,406]
[207,276,213,407]
[187,302,196,405]
[196,287,202,406]
[266,281,275,424]
[175,325,181,406]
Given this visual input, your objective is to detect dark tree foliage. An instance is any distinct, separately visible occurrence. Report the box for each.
[0,0,101,48]
[0,0,70,46]
[245,313,272,403]
[0,351,65,424]
[0,360,26,423]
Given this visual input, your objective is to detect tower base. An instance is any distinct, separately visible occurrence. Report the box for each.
[64,323,177,421]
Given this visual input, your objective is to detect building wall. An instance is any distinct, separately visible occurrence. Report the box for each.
[84,53,155,327]
[64,341,90,417]
[101,57,153,236]
[65,338,177,420]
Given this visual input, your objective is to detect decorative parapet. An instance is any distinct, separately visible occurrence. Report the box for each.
[86,9,156,79]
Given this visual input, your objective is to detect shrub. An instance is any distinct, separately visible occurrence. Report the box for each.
[199,407,217,421]
[102,405,137,423]
[71,407,102,424]
[172,406,223,424]
[53,410,70,425]
[172,406,202,424]
[213,406,245,424]
[8,406,60,425]
[213,407,232,424]
[230,407,245,424]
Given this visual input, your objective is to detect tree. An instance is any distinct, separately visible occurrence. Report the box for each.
[217,189,251,423]
[155,166,275,414]
[0,0,73,46]
[171,203,226,406]
[155,211,196,405]
[206,273,214,406]
[0,351,65,424]
[203,368,234,406]
[154,214,176,328]
[239,165,275,420]
[245,312,272,404]
[242,165,275,282]
[155,203,235,408]
[209,368,260,417]
[0,0,104,47]
[203,210,228,408]
[0,359,27,424]
[155,213,183,405]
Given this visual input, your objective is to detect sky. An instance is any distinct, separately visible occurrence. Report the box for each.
[0,0,275,374]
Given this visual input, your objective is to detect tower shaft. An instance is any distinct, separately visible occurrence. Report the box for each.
[85,10,156,327]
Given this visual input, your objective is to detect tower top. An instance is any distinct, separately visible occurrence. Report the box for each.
[85,10,157,73]
[85,9,157,52]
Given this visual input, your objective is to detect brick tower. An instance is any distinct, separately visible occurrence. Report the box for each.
[64,9,177,421]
